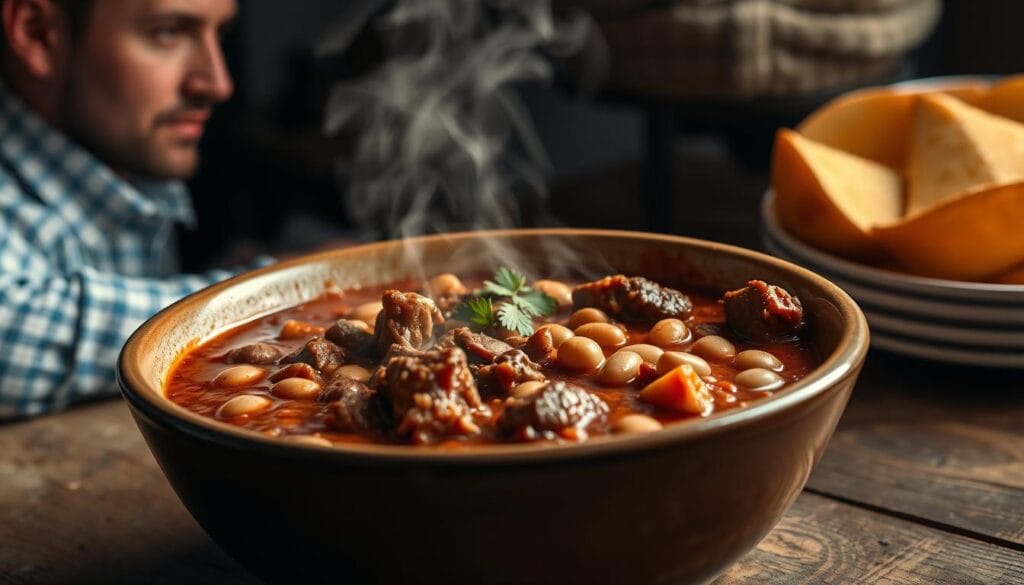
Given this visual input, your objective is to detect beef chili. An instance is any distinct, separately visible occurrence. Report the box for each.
[166,270,819,446]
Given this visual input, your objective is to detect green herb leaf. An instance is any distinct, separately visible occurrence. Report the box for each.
[493,267,526,294]
[452,268,558,336]
[511,295,539,317]
[452,297,494,329]
[497,302,535,336]
[482,280,516,298]
[517,289,557,317]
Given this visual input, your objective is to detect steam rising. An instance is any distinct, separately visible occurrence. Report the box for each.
[320,0,603,279]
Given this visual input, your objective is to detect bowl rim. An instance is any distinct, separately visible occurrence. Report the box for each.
[117,228,869,465]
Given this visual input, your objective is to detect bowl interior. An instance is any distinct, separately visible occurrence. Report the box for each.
[119,228,869,459]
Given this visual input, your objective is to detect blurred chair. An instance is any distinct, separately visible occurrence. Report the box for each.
[556,0,942,231]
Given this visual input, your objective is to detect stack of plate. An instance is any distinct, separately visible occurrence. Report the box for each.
[761,190,1024,368]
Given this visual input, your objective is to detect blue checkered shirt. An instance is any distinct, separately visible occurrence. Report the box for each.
[0,83,252,419]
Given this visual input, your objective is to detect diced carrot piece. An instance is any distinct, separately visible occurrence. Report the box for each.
[278,319,325,340]
[639,364,713,416]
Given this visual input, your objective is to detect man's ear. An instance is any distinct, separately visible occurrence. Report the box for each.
[2,0,69,79]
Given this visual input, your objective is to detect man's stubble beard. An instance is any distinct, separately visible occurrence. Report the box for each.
[55,77,201,181]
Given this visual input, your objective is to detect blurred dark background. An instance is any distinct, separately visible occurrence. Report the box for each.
[180,1,1024,271]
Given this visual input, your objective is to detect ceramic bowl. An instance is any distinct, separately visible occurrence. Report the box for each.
[118,229,868,585]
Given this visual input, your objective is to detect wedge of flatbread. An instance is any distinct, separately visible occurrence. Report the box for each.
[874,180,1024,280]
[772,129,903,259]
[906,93,1024,216]
[798,82,988,169]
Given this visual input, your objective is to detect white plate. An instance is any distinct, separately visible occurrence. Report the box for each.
[761,191,1024,305]
[762,220,1024,326]
[761,190,1024,368]
[870,333,1024,369]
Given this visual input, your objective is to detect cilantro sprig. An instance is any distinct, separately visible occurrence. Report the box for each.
[452,267,557,336]
[454,297,494,329]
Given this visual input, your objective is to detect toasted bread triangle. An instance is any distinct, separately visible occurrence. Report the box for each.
[772,129,902,259]
[797,82,987,169]
[906,93,1024,216]
[874,180,1024,280]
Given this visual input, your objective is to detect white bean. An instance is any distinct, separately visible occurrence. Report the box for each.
[613,414,663,434]
[734,350,783,372]
[272,377,322,400]
[567,308,609,329]
[575,322,626,348]
[690,335,736,361]
[278,319,324,340]
[335,364,372,382]
[598,351,642,385]
[212,365,266,388]
[647,319,691,347]
[537,323,575,347]
[657,351,712,377]
[532,279,573,308]
[351,301,383,326]
[735,368,785,391]
[428,273,467,297]
[217,394,271,418]
[618,344,664,364]
[556,337,605,372]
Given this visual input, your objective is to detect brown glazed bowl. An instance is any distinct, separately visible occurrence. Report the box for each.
[118,229,868,585]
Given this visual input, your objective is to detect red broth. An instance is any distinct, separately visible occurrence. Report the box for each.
[166,276,819,447]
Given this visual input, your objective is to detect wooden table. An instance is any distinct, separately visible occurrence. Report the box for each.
[2,347,1022,584]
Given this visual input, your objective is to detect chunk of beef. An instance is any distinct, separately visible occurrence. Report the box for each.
[500,381,609,441]
[372,290,444,356]
[521,327,555,362]
[319,372,372,403]
[378,347,487,444]
[635,361,659,387]
[572,275,692,322]
[379,342,424,363]
[277,319,325,340]
[325,318,374,356]
[435,327,514,365]
[280,337,346,372]
[503,335,528,349]
[476,349,546,395]
[270,362,322,384]
[723,280,804,343]
[458,328,514,361]
[226,342,280,365]
[432,329,456,350]
[367,343,425,388]
[322,377,381,434]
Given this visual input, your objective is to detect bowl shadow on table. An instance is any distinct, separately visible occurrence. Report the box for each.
[39,542,260,585]
[803,346,1024,549]
[849,348,1024,420]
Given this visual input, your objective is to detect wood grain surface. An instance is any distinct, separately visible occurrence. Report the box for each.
[0,401,255,585]
[807,350,1024,550]
[720,493,1024,584]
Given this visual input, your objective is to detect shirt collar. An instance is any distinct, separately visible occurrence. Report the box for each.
[0,80,196,229]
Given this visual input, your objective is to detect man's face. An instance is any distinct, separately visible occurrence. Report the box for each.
[57,0,236,179]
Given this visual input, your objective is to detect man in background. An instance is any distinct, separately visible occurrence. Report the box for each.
[0,0,249,418]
